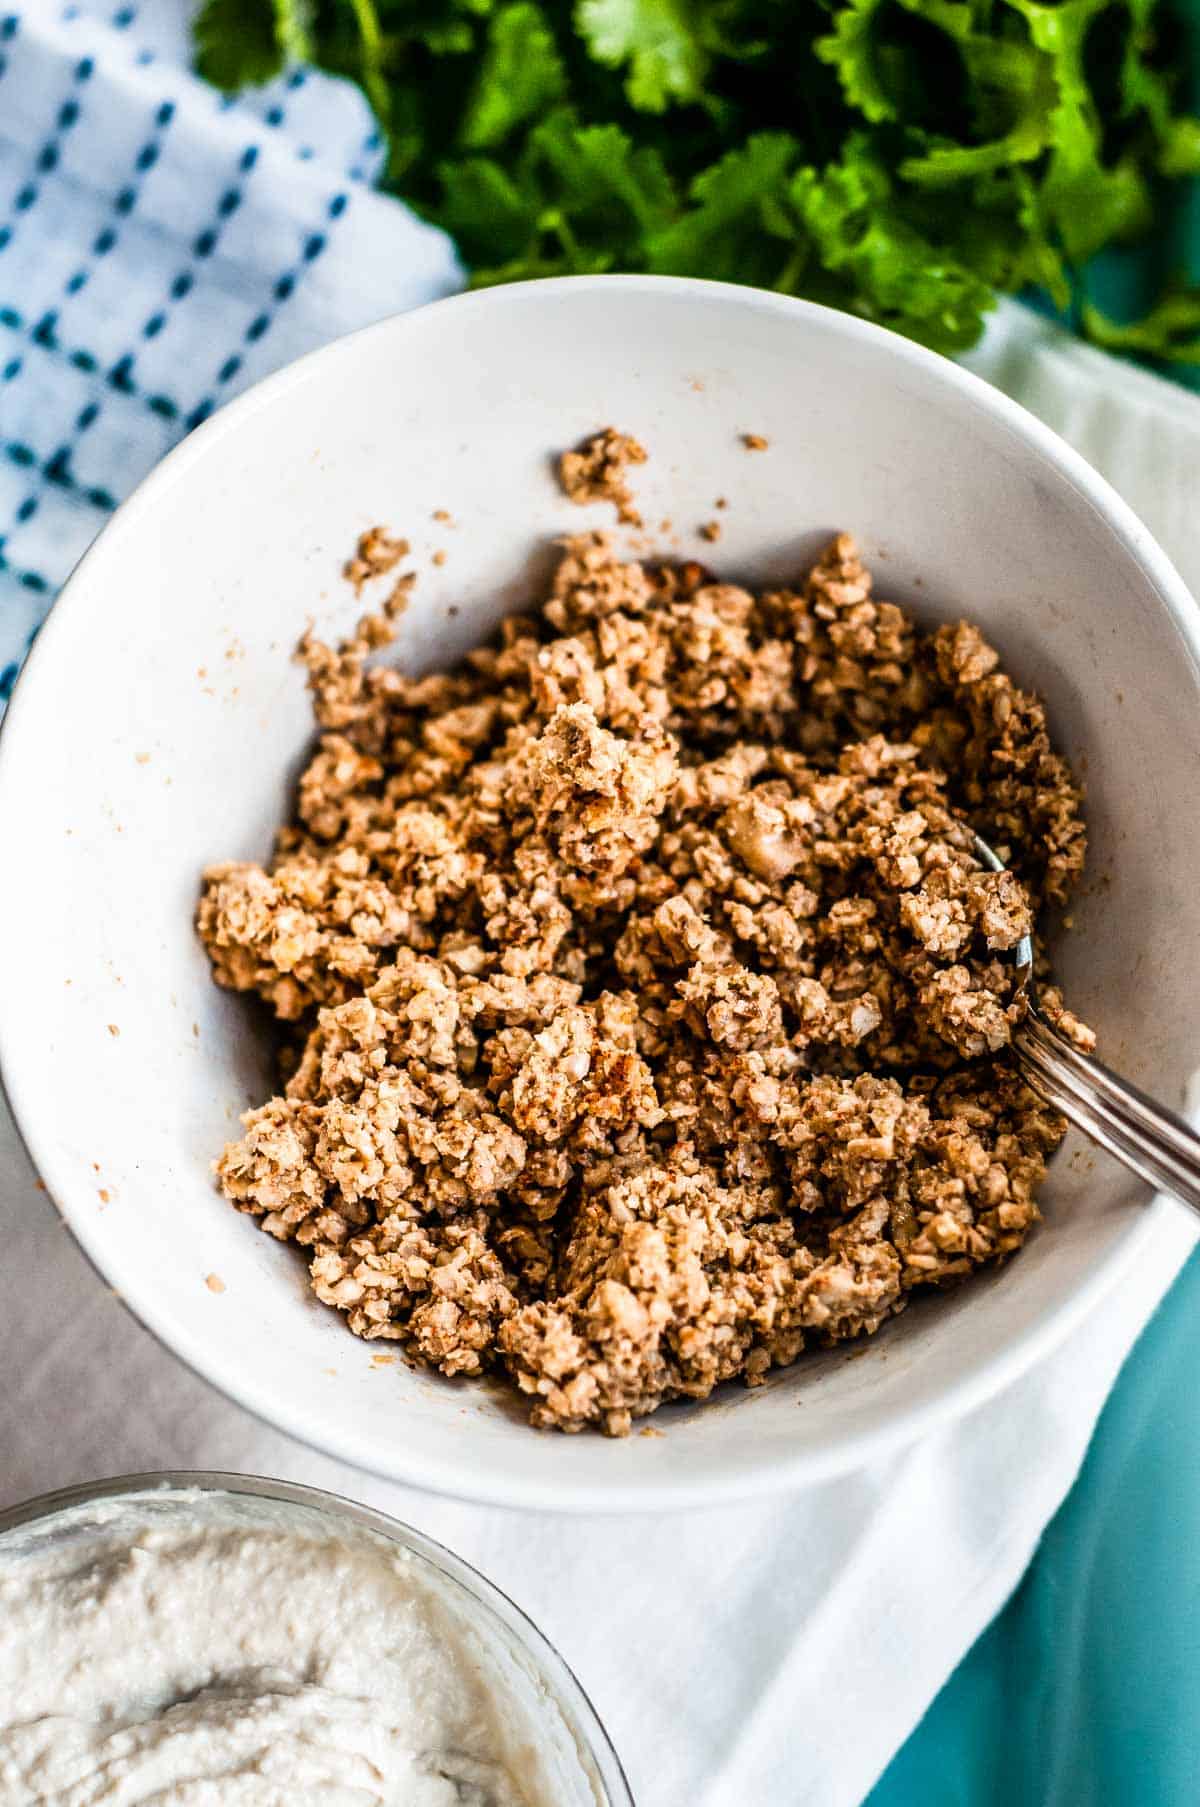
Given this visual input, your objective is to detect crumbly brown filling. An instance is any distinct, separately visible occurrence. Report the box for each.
[558,428,648,526]
[198,476,1089,1436]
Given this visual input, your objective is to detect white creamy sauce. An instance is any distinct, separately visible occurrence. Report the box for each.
[0,1493,582,1806]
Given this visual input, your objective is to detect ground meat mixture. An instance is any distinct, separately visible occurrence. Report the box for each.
[558,428,648,526]
[198,460,1088,1437]
[343,526,410,593]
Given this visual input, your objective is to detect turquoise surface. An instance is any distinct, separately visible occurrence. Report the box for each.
[869,16,1200,1798]
[867,1249,1200,1806]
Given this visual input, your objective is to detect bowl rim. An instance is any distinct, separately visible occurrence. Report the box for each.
[0,1468,634,1804]
[0,273,1196,1512]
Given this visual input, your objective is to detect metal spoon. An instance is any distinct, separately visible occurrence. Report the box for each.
[971,830,1200,1215]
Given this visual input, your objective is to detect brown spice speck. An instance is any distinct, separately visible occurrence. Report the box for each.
[384,572,415,619]
[432,550,447,568]
[205,1272,226,1294]
[98,1189,110,1204]
[345,527,410,594]
[559,428,648,526]
[699,521,722,543]
[106,1024,120,1037]
[742,433,769,451]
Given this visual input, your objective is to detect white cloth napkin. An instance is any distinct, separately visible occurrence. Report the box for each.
[2,7,1199,1805]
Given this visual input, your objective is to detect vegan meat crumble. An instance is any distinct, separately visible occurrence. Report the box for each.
[198,445,1088,1436]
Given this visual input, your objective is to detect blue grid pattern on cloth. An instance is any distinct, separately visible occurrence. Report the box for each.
[0,1,461,703]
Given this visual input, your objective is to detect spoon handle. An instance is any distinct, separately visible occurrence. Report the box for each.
[1014,1007,1200,1217]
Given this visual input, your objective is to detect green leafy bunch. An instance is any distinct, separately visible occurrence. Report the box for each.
[196,0,1200,358]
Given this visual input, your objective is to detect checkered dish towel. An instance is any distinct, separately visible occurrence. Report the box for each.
[0,0,460,704]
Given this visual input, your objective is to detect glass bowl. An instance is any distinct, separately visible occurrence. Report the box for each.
[0,1468,634,1805]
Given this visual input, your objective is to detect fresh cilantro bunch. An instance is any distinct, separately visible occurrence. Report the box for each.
[195,0,1200,359]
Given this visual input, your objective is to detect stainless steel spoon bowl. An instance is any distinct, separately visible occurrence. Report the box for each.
[973,831,1200,1214]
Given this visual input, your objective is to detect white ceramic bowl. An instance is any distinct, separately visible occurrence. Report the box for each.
[2,277,1198,1512]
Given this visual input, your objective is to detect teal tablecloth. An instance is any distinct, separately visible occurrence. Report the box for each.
[868,1249,1200,1805]
[871,14,1200,1792]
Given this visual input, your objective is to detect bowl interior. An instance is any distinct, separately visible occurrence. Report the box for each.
[2,278,1198,1510]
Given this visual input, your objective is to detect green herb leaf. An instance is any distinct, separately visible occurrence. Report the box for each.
[815,0,899,126]
[647,133,797,281]
[194,0,311,89]
[436,156,544,264]
[193,0,1200,370]
[1160,117,1200,180]
[461,3,568,148]
[793,143,998,350]
[1083,291,1200,363]
[577,0,712,111]
[532,117,677,231]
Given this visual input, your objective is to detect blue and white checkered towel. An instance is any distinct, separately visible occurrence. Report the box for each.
[0,0,460,703]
